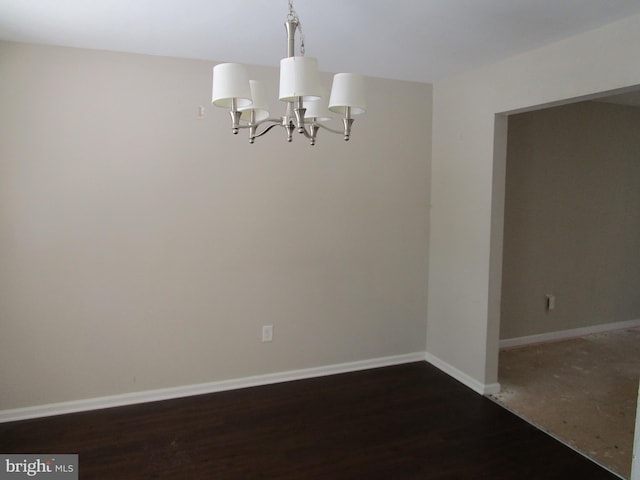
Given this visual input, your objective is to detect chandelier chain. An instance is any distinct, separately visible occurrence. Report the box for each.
[287,0,305,56]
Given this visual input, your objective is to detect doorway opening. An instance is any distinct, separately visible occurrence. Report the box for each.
[490,87,640,478]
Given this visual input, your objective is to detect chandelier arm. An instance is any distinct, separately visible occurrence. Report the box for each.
[234,118,283,130]
[297,124,312,139]
[250,122,283,139]
[298,123,321,146]
[229,118,356,142]
[314,123,347,135]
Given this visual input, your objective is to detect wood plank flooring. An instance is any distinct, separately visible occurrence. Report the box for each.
[0,362,619,479]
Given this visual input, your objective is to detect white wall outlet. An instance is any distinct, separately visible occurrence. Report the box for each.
[545,294,555,311]
[262,325,273,342]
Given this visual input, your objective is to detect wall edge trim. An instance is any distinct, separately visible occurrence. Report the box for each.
[500,318,640,349]
[424,352,500,395]
[0,352,426,423]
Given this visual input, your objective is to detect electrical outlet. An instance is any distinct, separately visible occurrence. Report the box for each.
[545,294,555,311]
[262,325,273,342]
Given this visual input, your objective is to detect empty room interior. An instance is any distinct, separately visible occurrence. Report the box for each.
[1,1,640,478]
[495,96,640,478]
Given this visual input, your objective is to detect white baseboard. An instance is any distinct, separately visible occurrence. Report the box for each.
[424,352,500,395]
[0,352,426,423]
[500,318,640,349]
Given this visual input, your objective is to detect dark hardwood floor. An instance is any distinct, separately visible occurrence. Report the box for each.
[0,362,618,479]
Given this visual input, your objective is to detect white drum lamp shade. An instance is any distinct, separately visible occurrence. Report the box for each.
[328,73,366,115]
[212,63,252,108]
[279,56,322,102]
[239,80,270,122]
[304,94,332,122]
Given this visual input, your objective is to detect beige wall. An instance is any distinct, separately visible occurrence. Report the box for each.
[427,13,640,390]
[0,41,432,410]
[501,101,640,339]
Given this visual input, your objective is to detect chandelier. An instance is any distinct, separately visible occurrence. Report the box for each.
[211,1,366,146]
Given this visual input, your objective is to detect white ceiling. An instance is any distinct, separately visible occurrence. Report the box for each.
[2,0,640,84]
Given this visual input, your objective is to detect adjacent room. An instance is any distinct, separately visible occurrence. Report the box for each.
[493,96,640,478]
[1,1,639,478]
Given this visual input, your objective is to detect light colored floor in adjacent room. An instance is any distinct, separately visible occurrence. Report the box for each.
[490,327,640,479]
